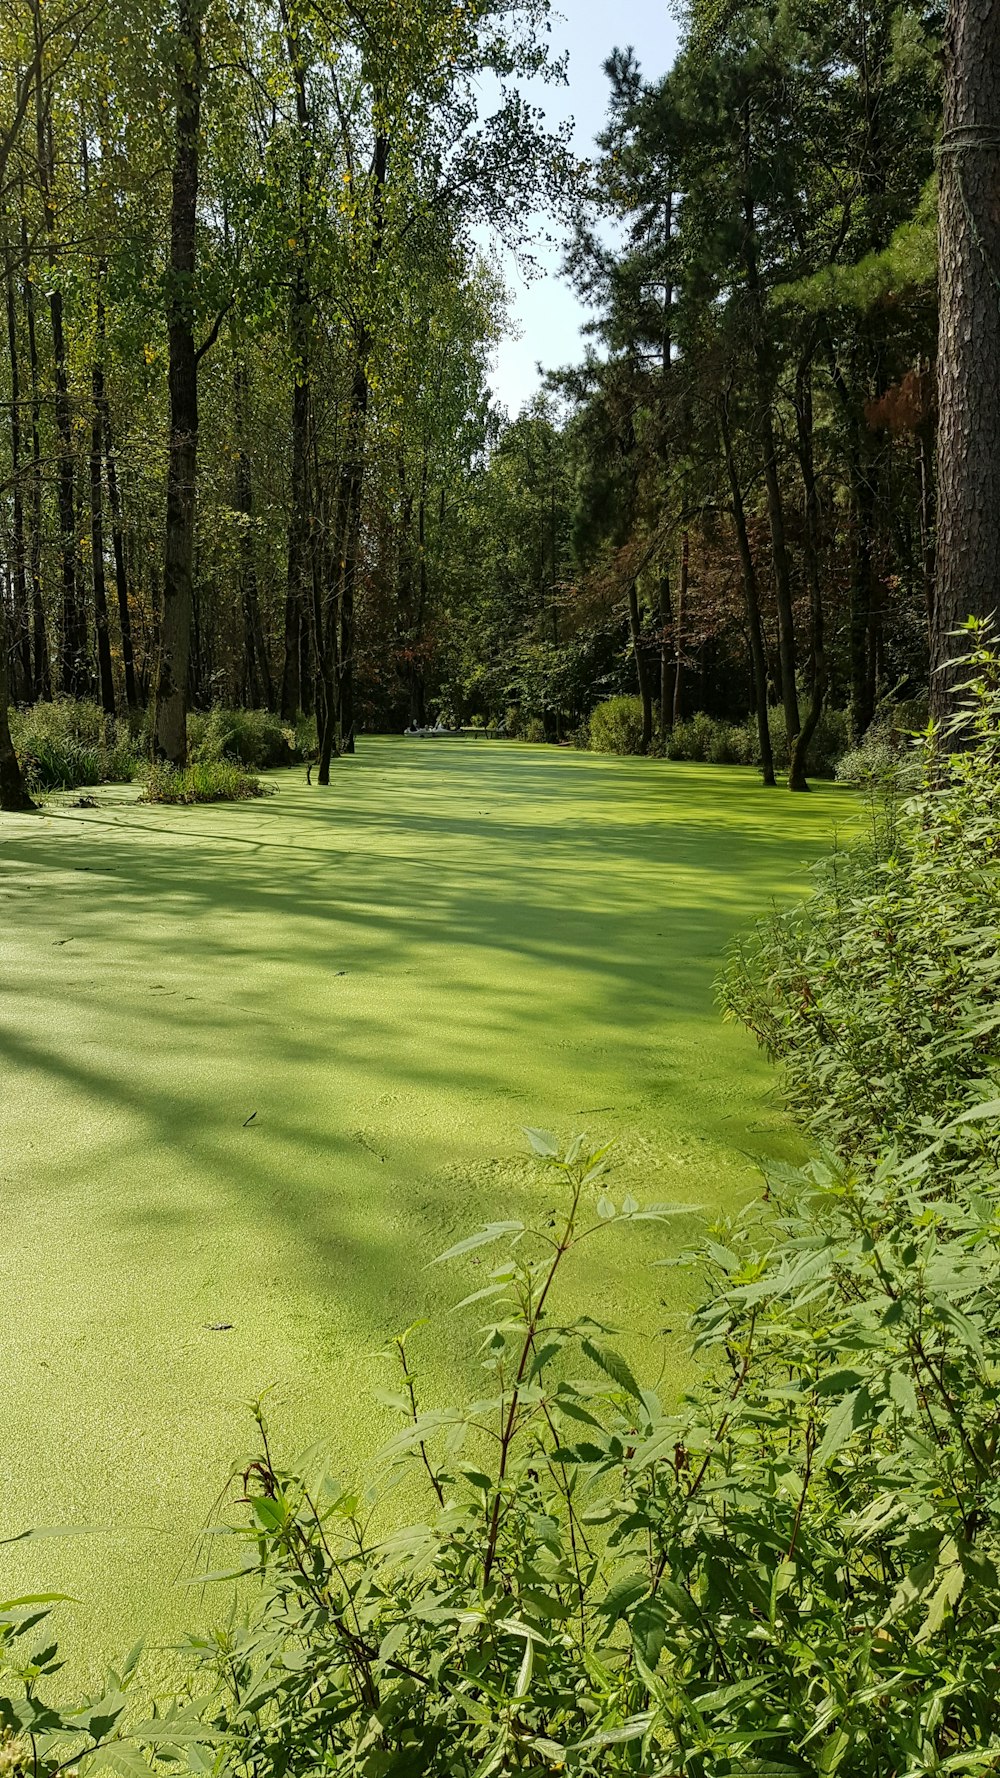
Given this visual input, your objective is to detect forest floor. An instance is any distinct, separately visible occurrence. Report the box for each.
[0,741,854,1682]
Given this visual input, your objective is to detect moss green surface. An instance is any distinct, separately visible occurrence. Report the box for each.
[0,741,855,1677]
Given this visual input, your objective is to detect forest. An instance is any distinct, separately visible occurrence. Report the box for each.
[3,0,1000,1772]
[0,0,991,800]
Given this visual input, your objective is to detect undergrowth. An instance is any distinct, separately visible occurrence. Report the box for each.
[140,761,271,804]
[10,700,139,791]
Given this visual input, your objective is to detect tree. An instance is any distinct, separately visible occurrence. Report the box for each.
[932,0,1000,721]
[154,0,203,765]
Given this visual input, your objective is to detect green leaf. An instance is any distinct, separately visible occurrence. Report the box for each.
[431,1223,524,1265]
[598,1573,648,1622]
[888,1370,919,1420]
[631,1595,669,1669]
[523,1128,558,1158]
[815,1388,869,1467]
[582,1339,644,1405]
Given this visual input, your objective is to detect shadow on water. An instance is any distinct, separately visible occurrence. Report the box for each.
[0,739,856,1667]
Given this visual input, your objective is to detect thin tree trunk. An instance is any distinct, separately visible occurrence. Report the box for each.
[658,568,672,736]
[89,361,115,716]
[0,595,35,810]
[279,0,312,722]
[154,0,202,765]
[789,352,827,790]
[21,209,49,700]
[673,531,689,728]
[931,0,1000,723]
[333,344,371,765]
[96,287,137,711]
[3,215,31,701]
[81,135,114,717]
[627,581,652,752]
[281,284,310,720]
[33,39,84,698]
[235,361,273,709]
[334,129,389,763]
[719,396,775,787]
[917,417,936,654]
[740,102,801,783]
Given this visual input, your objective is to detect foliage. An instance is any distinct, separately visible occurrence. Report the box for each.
[11,700,139,791]
[721,632,1000,1154]
[125,1086,991,1778]
[667,708,851,777]
[589,695,647,755]
[187,707,298,770]
[140,761,271,805]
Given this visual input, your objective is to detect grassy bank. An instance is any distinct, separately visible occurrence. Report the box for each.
[0,741,854,1681]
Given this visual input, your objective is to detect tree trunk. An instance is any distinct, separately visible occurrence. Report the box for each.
[281,354,308,719]
[719,396,775,787]
[154,0,202,765]
[21,209,49,700]
[672,531,689,728]
[788,352,827,792]
[335,345,372,761]
[917,417,936,654]
[96,289,137,711]
[335,130,389,760]
[741,102,801,782]
[235,362,273,709]
[3,215,31,701]
[627,581,652,752]
[657,568,672,736]
[34,60,84,698]
[90,359,116,717]
[0,594,35,811]
[279,3,312,722]
[932,0,1000,723]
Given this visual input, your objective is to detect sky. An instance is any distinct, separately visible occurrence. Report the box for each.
[486,0,681,416]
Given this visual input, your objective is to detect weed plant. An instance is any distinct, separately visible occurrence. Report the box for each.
[11,700,139,791]
[141,761,271,804]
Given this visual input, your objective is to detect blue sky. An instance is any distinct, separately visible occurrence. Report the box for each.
[487,0,681,414]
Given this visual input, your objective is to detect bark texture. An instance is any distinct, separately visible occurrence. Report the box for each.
[932,0,1000,722]
[154,0,202,765]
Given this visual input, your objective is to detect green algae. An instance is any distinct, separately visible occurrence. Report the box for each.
[0,741,855,1677]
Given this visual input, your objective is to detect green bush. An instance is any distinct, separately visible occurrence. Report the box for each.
[667,709,715,762]
[667,705,851,776]
[140,760,272,804]
[522,716,547,743]
[589,695,646,755]
[721,632,1000,1155]
[11,699,140,791]
[187,706,297,768]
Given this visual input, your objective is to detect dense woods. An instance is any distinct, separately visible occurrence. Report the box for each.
[2,0,996,809]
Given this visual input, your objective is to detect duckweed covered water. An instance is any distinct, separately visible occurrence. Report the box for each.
[0,740,855,1673]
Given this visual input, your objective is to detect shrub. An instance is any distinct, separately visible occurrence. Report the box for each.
[667,709,715,762]
[721,631,1000,1156]
[140,760,271,804]
[147,1112,999,1778]
[589,694,646,755]
[522,716,547,743]
[11,699,140,791]
[187,706,296,768]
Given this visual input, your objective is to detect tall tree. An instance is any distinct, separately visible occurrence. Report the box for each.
[154,0,203,764]
[932,0,1000,720]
